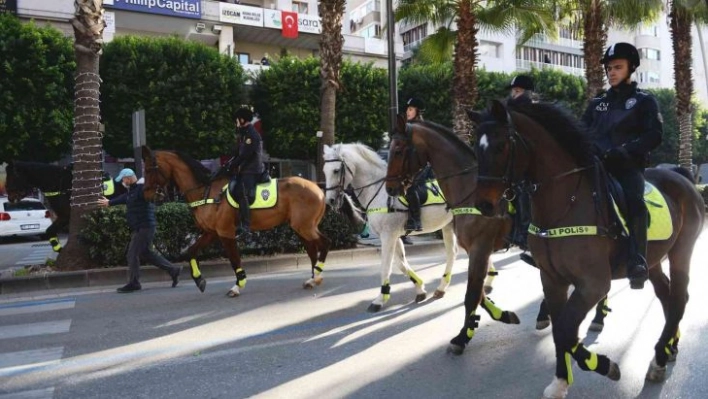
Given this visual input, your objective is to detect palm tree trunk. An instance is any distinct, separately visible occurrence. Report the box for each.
[318,0,345,184]
[452,1,478,142]
[55,0,105,270]
[582,0,607,100]
[670,5,694,171]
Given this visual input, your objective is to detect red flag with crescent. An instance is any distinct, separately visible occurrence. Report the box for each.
[281,11,298,38]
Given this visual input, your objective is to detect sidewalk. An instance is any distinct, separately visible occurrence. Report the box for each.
[0,236,444,295]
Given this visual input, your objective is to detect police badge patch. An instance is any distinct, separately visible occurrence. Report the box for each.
[625,98,637,109]
[261,189,270,201]
[246,138,252,144]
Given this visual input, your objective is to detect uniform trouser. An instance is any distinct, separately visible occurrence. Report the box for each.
[513,190,531,244]
[405,185,422,223]
[127,226,177,282]
[609,166,647,260]
[234,174,257,228]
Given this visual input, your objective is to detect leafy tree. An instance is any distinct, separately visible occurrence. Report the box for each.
[251,57,387,160]
[0,15,74,163]
[100,36,247,159]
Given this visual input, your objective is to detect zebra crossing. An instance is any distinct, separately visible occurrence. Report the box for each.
[14,244,56,267]
[0,298,75,398]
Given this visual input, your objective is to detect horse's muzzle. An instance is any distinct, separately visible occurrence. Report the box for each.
[386,186,400,197]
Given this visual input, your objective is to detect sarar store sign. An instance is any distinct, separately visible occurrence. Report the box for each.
[105,0,201,20]
[0,0,17,15]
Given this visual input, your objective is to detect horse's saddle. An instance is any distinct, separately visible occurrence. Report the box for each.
[607,178,672,241]
[224,175,278,210]
[398,180,445,207]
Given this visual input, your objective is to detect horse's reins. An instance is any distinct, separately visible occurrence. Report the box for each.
[146,154,214,207]
[323,157,388,212]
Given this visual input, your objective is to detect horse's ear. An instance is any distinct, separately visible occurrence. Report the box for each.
[466,109,483,126]
[141,145,152,161]
[490,100,510,125]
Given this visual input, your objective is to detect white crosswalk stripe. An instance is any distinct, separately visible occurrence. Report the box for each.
[13,246,54,266]
[0,298,75,397]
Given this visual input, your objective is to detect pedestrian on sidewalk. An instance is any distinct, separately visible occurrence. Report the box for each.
[97,168,181,293]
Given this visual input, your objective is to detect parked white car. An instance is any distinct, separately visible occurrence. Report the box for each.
[0,196,51,239]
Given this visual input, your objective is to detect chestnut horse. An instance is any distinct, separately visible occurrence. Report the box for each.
[140,146,330,297]
[470,100,704,398]
[385,114,520,353]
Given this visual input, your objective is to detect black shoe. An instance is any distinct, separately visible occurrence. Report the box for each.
[117,281,141,293]
[400,236,413,245]
[519,252,537,267]
[236,226,252,240]
[405,219,422,232]
[627,260,648,290]
[170,268,180,288]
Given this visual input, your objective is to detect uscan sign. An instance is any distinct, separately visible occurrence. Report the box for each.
[105,0,201,19]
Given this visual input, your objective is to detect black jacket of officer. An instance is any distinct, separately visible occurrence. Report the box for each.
[231,110,264,175]
[581,42,663,290]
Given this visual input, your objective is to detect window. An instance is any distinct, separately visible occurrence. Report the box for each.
[639,24,659,37]
[236,52,250,65]
[360,24,382,38]
[401,24,427,46]
[640,48,660,61]
[478,41,499,58]
[292,0,308,14]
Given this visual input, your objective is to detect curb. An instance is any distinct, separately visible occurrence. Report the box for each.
[0,241,445,295]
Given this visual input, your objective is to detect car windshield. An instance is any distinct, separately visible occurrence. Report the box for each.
[3,201,46,212]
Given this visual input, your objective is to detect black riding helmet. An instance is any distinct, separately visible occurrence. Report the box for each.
[406,97,425,111]
[235,107,254,122]
[601,42,640,72]
[508,75,534,91]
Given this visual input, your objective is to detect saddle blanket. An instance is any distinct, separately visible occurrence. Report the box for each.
[224,179,278,210]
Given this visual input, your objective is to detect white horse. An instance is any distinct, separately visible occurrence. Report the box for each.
[320,143,495,312]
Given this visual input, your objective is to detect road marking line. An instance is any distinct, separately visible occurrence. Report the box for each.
[0,388,54,399]
[0,347,64,377]
[0,320,71,340]
[0,299,75,316]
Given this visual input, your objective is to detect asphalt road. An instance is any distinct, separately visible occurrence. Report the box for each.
[0,235,65,272]
[1,236,707,399]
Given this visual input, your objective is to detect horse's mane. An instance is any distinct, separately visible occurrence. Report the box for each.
[510,102,595,166]
[334,143,386,169]
[172,151,212,185]
[413,120,476,159]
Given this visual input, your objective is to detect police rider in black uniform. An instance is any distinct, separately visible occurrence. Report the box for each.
[582,42,663,289]
[403,97,433,233]
[226,107,265,239]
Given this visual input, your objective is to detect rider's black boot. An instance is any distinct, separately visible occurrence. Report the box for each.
[627,209,649,289]
[405,191,422,231]
[237,199,252,240]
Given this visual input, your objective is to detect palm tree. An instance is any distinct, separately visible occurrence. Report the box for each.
[396,0,556,141]
[318,0,346,183]
[55,0,105,270]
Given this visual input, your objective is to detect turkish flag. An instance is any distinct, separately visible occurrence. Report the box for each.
[281,11,298,39]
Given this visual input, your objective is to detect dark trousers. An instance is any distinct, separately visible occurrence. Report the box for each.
[234,173,257,227]
[127,226,178,283]
[609,166,647,259]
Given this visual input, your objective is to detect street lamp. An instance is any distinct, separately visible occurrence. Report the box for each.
[316,130,324,186]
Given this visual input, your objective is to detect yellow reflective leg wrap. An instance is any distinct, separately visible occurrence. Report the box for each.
[443,273,451,284]
[600,297,610,316]
[571,343,598,371]
[49,237,62,252]
[407,270,424,286]
[189,258,201,279]
[466,311,479,339]
[381,280,391,303]
[486,265,497,285]
[314,261,325,275]
[564,352,574,386]
[482,297,503,320]
[236,268,247,288]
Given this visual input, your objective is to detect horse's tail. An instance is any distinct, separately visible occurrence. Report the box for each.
[339,193,367,231]
[670,166,696,183]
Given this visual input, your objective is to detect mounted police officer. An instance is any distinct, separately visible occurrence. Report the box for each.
[403,97,432,233]
[226,107,265,239]
[505,75,534,255]
[582,42,663,289]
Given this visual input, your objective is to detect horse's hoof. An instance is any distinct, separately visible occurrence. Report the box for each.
[415,293,427,303]
[226,290,240,298]
[542,377,569,399]
[589,321,604,332]
[536,319,551,330]
[195,277,206,293]
[667,350,678,363]
[446,343,465,356]
[367,303,382,313]
[607,361,621,381]
[504,311,521,325]
[433,290,445,299]
[645,358,666,382]
[483,285,493,295]
[313,277,323,286]
[303,281,315,289]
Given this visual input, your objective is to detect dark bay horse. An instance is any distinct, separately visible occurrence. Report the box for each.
[4,161,125,252]
[140,146,330,297]
[470,100,704,398]
[385,114,520,353]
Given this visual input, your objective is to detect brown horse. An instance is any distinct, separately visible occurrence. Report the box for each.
[385,114,520,353]
[470,100,704,398]
[140,146,330,297]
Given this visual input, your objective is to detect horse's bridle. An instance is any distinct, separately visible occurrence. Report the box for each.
[323,157,386,211]
[144,154,171,202]
[476,122,531,203]
[387,123,427,188]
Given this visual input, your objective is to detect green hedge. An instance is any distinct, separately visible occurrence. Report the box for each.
[80,202,357,266]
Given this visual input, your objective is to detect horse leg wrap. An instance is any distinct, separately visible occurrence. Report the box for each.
[236,268,247,288]
[442,273,451,284]
[189,258,202,279]
[481,297,503,320]
[381,282,391,303]
[407,270,423,286]
[49,237,62,252]
[571,343,610,376]
[466,312,481,340]
[313,261,325,277]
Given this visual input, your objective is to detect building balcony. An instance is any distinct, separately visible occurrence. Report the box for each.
[516,59,585,77]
